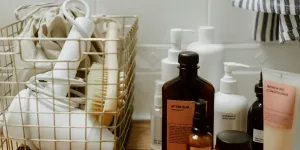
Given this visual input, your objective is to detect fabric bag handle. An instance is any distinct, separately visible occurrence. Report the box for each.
[15,2,60,21]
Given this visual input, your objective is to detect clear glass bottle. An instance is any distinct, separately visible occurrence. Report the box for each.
[151,81,163,150]
[188,99,213,150]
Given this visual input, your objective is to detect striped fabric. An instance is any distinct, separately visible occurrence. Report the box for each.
[233,0,300,43]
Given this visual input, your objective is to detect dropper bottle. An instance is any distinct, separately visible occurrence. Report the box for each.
[247,72,263,150]
[187,99,213,150]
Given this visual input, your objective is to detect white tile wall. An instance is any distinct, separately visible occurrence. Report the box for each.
[1,0,300,120]
[95,0,208,44]
[210,0,257,43]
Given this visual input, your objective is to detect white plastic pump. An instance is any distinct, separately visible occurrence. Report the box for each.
[170,28,194,50]
[161,28,194,81]
[220,62,250,94]
[214,62,250,146]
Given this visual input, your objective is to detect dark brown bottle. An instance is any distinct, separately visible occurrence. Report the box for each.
[188,99,213,150]
[247,72,263,150]
[162,51,215,150]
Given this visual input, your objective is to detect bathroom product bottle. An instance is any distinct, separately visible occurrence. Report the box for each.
[247,72,263,150]
[214,62,249,146]
[151,80,163,150]
[162,51,215,150]
[216,130,250,150]
[188,99,213,150]
[263,68,298,150]
[162,28,194,81]
[186,26,224,90]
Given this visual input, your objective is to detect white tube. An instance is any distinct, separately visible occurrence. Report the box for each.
[263,68,300,150]
[48,0,95,98]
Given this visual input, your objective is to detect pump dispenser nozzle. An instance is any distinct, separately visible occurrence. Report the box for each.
[170,28,194,50]
[161,29,194,81]
[220,62,250,94]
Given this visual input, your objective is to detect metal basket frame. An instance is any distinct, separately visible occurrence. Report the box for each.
[0,15,138,150]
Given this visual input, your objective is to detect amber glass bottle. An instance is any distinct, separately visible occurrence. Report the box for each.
[188,99,213,150]
[162,51,215,150]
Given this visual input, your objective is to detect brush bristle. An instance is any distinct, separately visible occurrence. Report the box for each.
[87,63,126,126]
[87,63,108,113]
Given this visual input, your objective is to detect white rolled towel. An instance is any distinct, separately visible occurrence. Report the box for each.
[4,88,114,150]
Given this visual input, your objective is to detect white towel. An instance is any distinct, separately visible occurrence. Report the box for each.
[10,7,104,99]
[11,7,72,97]
[5,88,114,150]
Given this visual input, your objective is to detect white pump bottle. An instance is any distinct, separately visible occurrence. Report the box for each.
[151,29,193,150]
[187,26,224,90]
[214,62,250,146]
[161,28,193,81]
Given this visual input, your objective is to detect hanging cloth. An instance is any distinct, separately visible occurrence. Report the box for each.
[233,0,300,43]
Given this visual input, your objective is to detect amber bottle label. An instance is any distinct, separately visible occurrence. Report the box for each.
[190,147,211,150]
[264,80,296,129]
[167,100,195,150]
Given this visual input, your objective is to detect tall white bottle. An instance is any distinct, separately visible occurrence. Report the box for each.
[214,62,249,146]
[187,26,224,90]
[151,80,163,150]
[150,29,193,150]
[161,28,193,81]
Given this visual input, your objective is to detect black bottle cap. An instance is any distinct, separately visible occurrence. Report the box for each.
[192,99,207,133]
[178,51,199,65]
[17,145,31,150]
[216,130,250,150]
[255,72,263,96]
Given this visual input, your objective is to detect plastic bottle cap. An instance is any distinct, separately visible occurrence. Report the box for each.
[220,62,249,94]
[216,130,250,150]
[154,80,164,106]
[198,26,214,44]
[178,51,199,65]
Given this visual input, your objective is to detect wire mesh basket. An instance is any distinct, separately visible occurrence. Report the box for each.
[0,14,138,150]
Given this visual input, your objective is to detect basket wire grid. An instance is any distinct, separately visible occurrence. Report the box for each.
[0,15,138,150]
